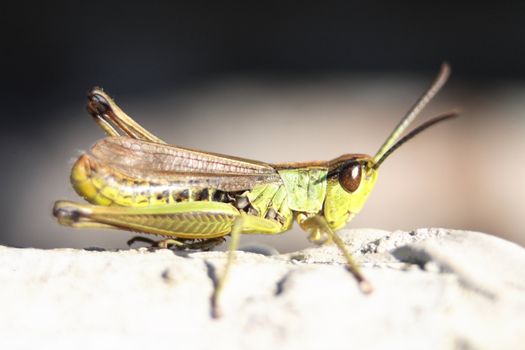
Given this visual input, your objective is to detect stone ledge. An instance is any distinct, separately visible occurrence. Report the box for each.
[0,228,524,350]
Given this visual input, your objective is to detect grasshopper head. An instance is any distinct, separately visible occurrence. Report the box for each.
[323,155,378,230]
[323,63,459,230]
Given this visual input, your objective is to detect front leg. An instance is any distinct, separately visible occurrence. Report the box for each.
[296,213,331,245]
[297,214,373,293]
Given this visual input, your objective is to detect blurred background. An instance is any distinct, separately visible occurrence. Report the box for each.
[1,1,524,251]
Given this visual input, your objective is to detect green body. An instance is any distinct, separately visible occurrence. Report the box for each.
[56,140,378,243]
[54,63,456,316]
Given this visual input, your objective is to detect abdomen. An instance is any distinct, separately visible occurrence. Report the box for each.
[71,154,228,207]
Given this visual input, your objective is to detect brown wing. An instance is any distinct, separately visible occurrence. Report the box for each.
[89,136,282,192]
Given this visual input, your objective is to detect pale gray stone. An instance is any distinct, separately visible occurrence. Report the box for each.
[0,228,524,350]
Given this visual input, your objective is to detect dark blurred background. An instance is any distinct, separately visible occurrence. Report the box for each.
[2,1,524,250]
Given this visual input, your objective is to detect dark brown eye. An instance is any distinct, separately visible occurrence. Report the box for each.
[339,163,362,193]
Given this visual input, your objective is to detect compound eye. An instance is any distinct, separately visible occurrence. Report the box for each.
[339,163,362,193]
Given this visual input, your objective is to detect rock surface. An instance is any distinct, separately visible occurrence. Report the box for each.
[0,228,524,349]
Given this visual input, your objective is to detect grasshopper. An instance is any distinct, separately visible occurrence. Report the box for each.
[53,64,457,317]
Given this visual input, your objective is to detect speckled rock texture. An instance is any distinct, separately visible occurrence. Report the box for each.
[0,228,524,350]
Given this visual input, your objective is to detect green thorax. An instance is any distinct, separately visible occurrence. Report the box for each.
[277,168,328,213]
[242,168,328,232]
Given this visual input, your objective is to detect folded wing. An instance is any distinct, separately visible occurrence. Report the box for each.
[89,137,282,192]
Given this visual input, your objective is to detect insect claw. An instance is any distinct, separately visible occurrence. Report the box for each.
[345,265,374,294]
[358,279,374,294]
